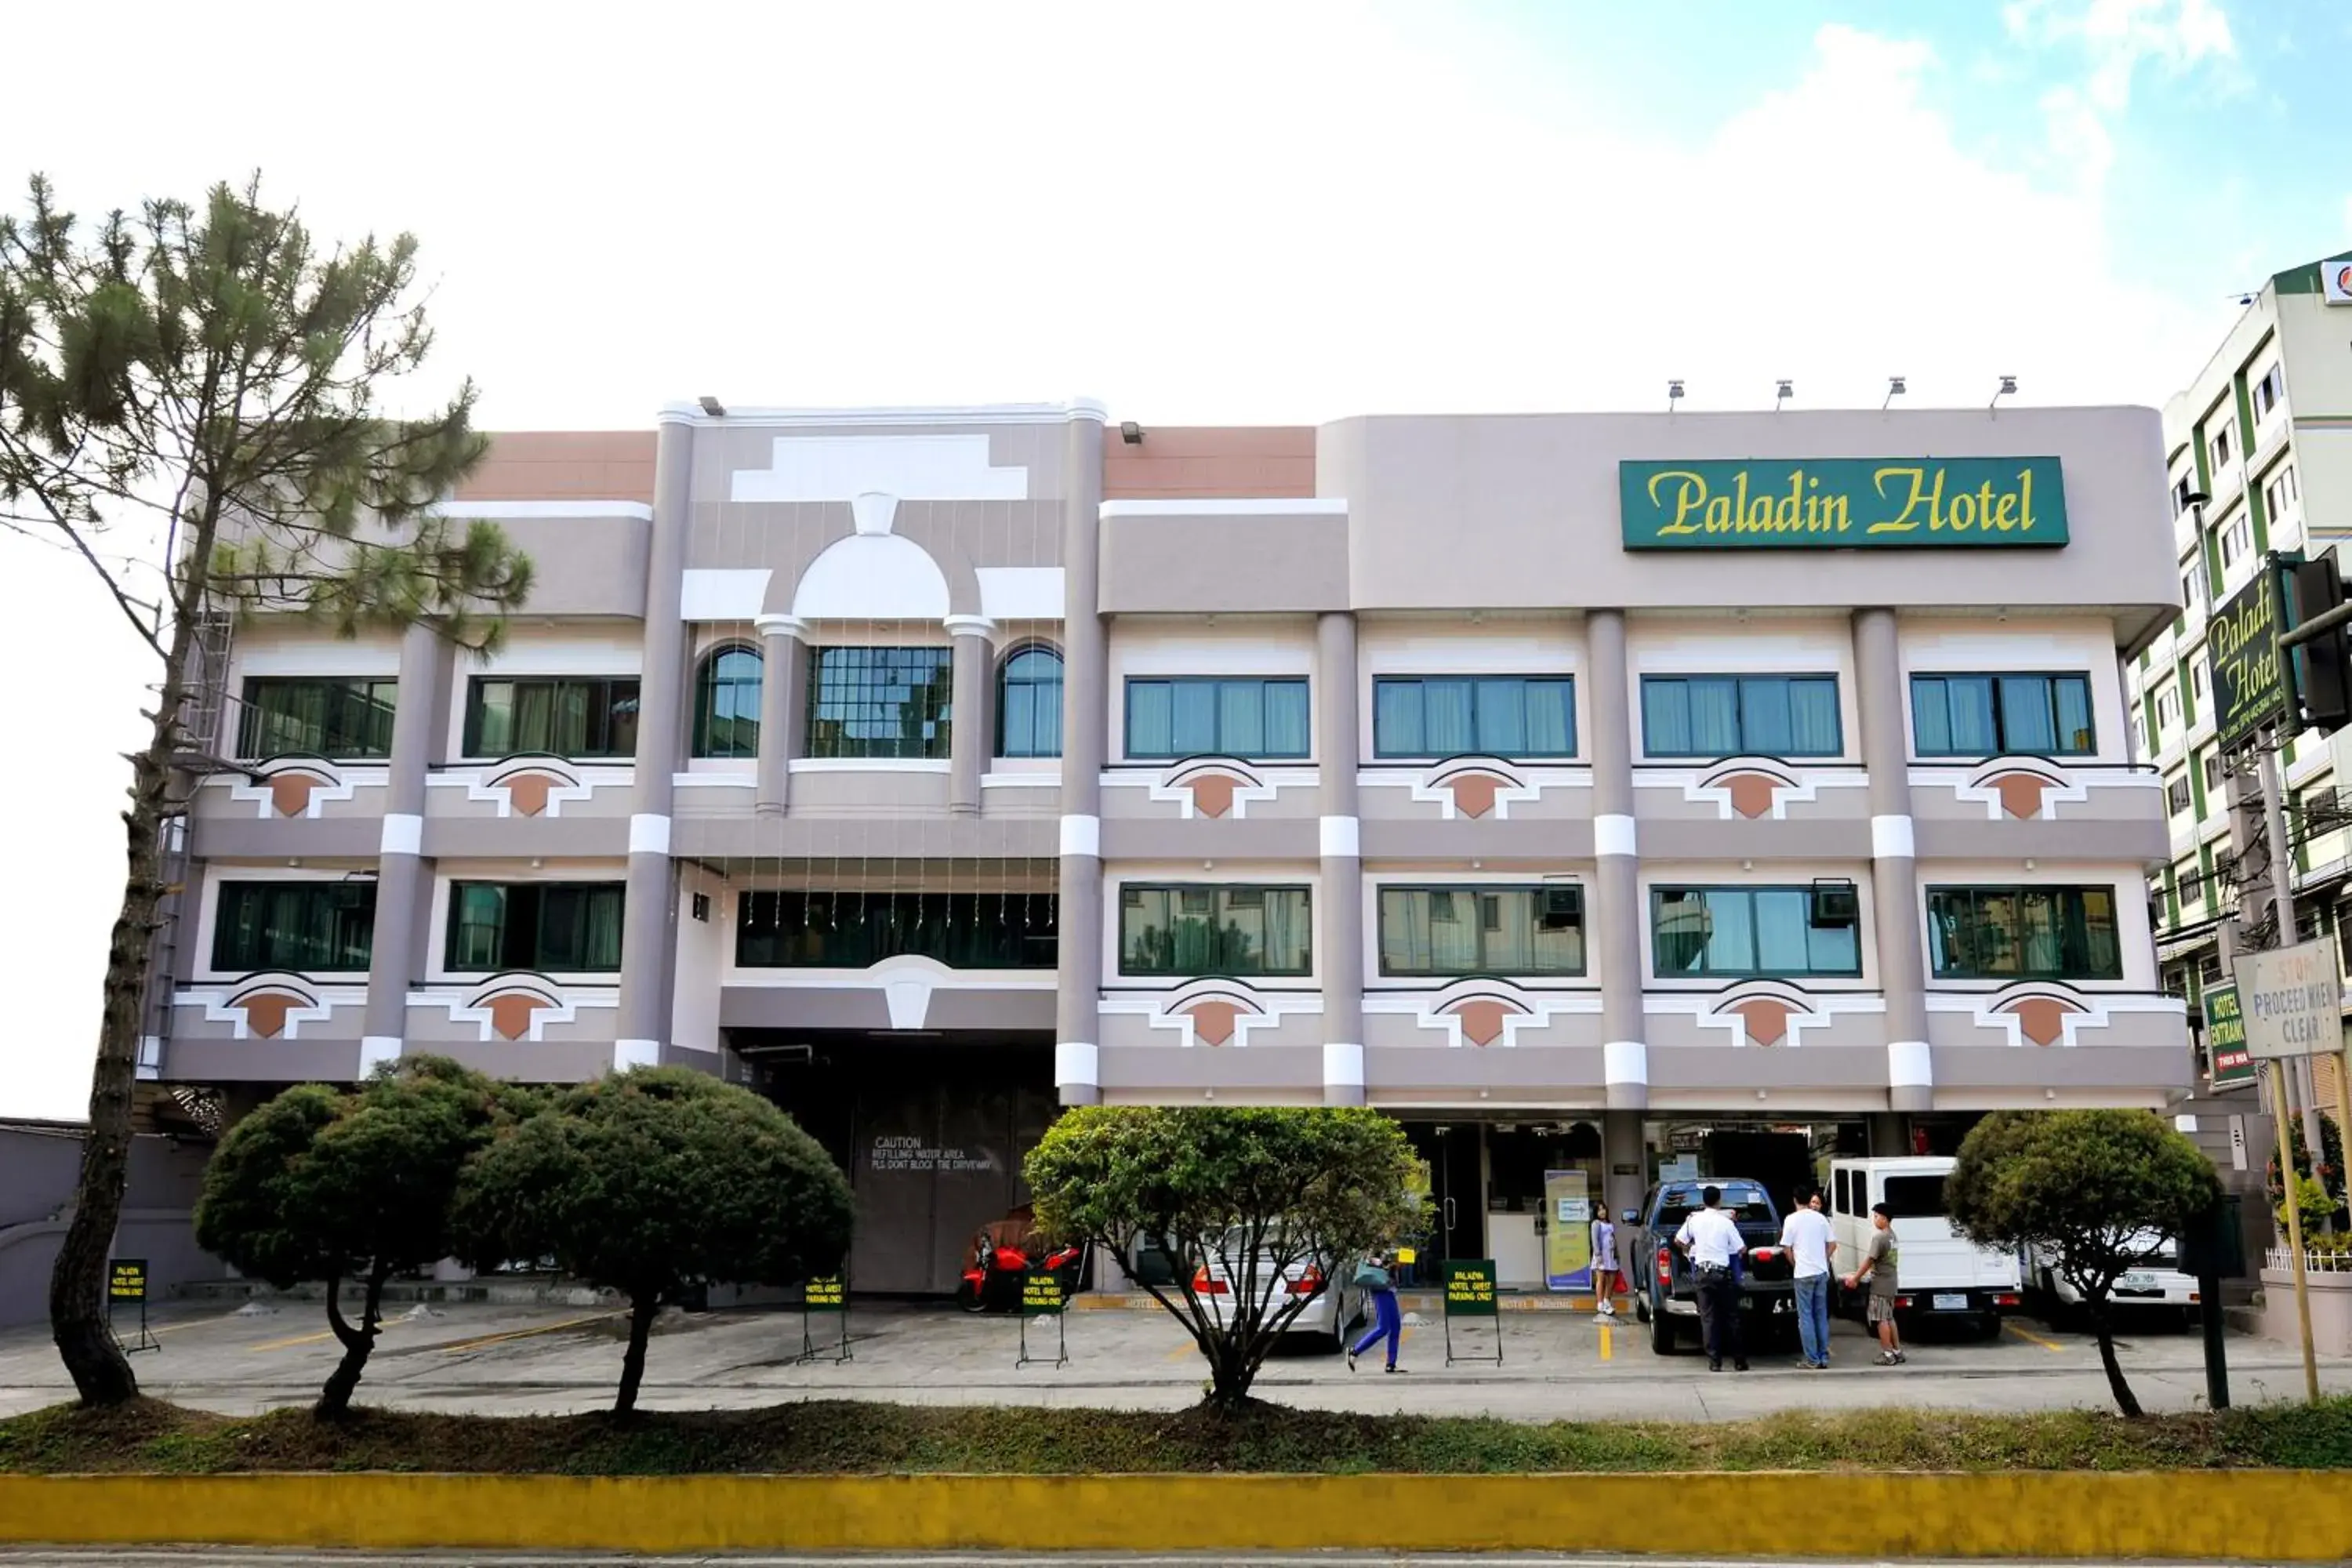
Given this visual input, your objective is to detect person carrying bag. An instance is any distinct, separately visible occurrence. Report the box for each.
[1347,1250,1406,1373]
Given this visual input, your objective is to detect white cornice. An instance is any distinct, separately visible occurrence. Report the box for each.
[430,500,654,521]
[1099,498,1348,519]
[657,399,1108,429]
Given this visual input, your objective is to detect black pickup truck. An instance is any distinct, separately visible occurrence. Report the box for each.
[1629,1178,1797,1356]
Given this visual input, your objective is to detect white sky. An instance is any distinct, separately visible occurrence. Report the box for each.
[0,2,2265,1117]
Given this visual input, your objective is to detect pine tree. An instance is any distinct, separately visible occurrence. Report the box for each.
[0,174,531,1405]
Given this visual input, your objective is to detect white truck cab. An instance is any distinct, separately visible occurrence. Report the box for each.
[1828,1156,2022,1338]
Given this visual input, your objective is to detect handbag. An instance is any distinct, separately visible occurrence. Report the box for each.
[1353,1261,1392,1291]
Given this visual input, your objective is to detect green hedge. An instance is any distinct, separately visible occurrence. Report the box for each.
[5,1397,2352,1475]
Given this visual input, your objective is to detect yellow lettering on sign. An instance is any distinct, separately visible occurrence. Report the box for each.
[1647,470,1709,535]
[1870,466,1938,534]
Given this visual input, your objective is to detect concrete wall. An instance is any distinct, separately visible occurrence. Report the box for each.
[0,1124,223,1329]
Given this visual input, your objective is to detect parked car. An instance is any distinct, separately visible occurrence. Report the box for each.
[1629,1178,1795,1355]
[1828,1156,2021,1338]
[2027,1231,2199,1326]
[1192,1226,1363,1351]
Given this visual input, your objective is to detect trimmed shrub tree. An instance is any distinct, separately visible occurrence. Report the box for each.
[455,1068,852,1415]
[1947,1109,2220,1417]
[193,1057,521,1417]
[1025,1106,1417,1411]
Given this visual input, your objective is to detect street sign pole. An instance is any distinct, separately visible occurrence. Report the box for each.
[2270,1057,2321,1404]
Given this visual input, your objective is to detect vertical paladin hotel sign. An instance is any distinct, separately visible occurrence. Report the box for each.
[2209,566,2295,749]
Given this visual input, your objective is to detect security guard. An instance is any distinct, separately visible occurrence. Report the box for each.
[1674,1184,1750,1371]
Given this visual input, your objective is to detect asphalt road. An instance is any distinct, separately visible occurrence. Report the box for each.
[0,1294,2325,1421]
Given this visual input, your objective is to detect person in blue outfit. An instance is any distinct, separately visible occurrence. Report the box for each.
[1347,1249,1406,1373]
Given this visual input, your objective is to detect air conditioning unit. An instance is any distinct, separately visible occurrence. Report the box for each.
[1540,886,1584,931]
[1809,879,1860,927]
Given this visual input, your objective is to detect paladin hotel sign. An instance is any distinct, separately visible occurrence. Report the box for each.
[1620,458,2068,549]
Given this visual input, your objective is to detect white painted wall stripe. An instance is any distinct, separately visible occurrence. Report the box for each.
[1888,1039,1933,1089]
[1059,814,1101,858]
[1323,1041,1367,1089]
[614,1038,661,1072]
[1319,815,1361,858]
[629,814,672,856]
[1871,814,1916,860]
[1054,1040,1099,1087]
[379,814,423,857]
[1603,1039,1649,1087]
[358,1036,403,1076]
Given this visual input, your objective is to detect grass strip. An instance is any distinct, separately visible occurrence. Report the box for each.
[4,1396,2352,1475]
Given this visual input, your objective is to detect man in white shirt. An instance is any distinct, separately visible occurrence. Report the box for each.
[1673,1185,1750,1371]
[1780,1186,1837,1370]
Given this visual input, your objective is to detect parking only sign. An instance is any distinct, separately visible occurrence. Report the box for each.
[2231,940,2343,1059]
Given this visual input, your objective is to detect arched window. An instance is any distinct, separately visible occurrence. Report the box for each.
[997,645,1064,758]
[691,645,763,759]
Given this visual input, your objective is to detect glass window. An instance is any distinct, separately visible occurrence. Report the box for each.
[2220,514,2252,568]
[997,647,1064,758]
[465,677,640,760]
[237,677,398,760]
[1926,885,2124,981]
[1377,885,1584,975]
[1118,884,1312,975]
[2165,774,2191,815]
[691,646,762,760]
[1124,677,1309,760]
[1911,673,2094,757]
[2212,426,2232,470]
[211,880,376,971]
[1881,1175,1948,1218]
[737,891,1056,969]
[2253,364,2285,419]
[1639,675,1841,758]
[2172,474,2195,515]
[1649,886,1860,978]
[1372,676,1576,759]
[806,646,953,760]
[446,882,625,972]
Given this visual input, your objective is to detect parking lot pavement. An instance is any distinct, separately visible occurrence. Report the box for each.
[0,1296,2343,1421]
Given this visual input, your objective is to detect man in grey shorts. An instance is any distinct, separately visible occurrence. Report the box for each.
[1842,1200,1906,1366]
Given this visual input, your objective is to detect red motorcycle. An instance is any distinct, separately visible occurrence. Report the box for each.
[956,1215,1084,1313]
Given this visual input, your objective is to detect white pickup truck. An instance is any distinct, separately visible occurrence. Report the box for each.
[2027,1232,2199,1324]
[1828,1156,2023,1338]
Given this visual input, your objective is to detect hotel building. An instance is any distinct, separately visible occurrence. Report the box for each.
[154,399,2191,1289]
[2128,249,2352,1127]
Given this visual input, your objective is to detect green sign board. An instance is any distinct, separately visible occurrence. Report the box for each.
[1443,1258,1499,1317]
[1620,458,2068,549]
[2210,564,2297,749]
[802,1276,846,1313]
[1020,1269,1067,1318]
[2203,983,2256,1089]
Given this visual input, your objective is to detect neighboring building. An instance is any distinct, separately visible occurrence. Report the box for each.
[2129,249,2352,1126]
[152,401,2190,1291]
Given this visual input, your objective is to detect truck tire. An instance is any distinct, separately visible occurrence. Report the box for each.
[1650,1304,1678,1356]
[1978,1312,2004,1341]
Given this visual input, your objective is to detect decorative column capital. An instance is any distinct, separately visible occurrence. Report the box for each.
[942,613,998,640]
[753,613,811,642]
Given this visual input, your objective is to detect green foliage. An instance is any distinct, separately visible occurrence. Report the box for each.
[13,1395,2352,1477]
[1949,1109,2220,1417]
[454,1069,852,1414]
[2278,1173,2341,1236]
[0,173,531,654]
[2267,1110,2347,1211]
[193,1058,519,1416]
[1025,1107,1418,1407]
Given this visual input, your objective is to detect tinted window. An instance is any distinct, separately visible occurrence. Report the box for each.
[1880,1174,1948,1218]
[1652,1182,1773,1233]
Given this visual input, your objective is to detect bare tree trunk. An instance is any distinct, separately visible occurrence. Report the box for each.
[316,1265,390,1420]
[47,675,188,1407]
[2091,1305,2142,1418]
[613,1292,660,1417]
[1203,1333,1257,1412]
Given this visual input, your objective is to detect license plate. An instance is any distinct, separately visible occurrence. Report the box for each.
[1933,1292,1969,1312]
[2120,1272,2156,1291]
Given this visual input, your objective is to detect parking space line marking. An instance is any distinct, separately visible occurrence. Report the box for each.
[435,1312,619,1354]
[2005,1320,2066,1352]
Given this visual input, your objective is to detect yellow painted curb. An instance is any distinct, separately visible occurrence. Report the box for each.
[2,1471,2347,1559]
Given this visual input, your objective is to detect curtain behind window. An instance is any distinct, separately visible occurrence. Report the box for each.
[1786,678,1840,754]
[2053,677,2093,753]
[1374,682,1425,756]
[1999,675,2057,753]
[1687,679,1741,753]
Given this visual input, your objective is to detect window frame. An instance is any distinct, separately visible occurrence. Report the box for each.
[236,675,400,762]
[1923,883,2126,982]
[690,643,764,760]
[996,643,1065,760]
[1637,673,1844,760]
[804,644,956,761]
[463,675,641,761]
[210,879,377,973]
[1122,676,1312,762]
[1374,883,1587,978]
[1647,884,1864,981]
[1908,670,2097,760]
[1370,674,1578,760]
[1116,882,1314,977]
[735,889,1058,970]
[444,880,627,974]
[2165,772,2191,816]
